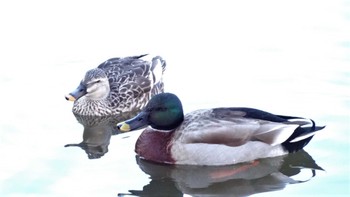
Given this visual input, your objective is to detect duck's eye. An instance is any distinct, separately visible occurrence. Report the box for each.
[156,107,166,111]
[90,80,101,85]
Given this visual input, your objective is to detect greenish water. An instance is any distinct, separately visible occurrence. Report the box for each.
[0,0,349,196]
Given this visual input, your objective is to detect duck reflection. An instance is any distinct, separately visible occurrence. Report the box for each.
[119,150,323,197]
[65,112,136,159]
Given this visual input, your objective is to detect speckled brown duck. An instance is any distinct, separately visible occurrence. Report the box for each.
[65,54,166,116]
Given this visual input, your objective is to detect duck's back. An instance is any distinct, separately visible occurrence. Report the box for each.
[100,54,166,113]
[169,108,323,165]
[98,54,150,85]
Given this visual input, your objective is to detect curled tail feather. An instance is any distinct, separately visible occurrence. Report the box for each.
[282,118,325,153]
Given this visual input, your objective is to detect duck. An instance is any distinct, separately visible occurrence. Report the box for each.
[65,54,166,116]
[117,93,325,166]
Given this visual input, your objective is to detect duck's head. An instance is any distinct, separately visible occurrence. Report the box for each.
[65,68,110,101]
[118,93,184,131]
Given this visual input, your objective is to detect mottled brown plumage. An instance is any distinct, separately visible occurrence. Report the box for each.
[66,54,166,116]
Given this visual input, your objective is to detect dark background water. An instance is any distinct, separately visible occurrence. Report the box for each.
[0,0,349,196]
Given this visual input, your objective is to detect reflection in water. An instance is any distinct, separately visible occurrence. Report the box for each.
[119,150,323,197]
[64,112,137,159]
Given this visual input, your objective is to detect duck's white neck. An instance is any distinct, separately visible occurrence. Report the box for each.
[149,126,173,133]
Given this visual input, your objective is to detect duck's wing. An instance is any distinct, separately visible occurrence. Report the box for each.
[180,108,320,148]
[103,55,166,110]
[97,54,147,70]
[97,54,148,81]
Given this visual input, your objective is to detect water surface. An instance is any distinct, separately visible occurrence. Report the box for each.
[0,0,349,196]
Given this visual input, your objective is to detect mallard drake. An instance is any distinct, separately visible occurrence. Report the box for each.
[117,93,325,166]
[65,54,166,116]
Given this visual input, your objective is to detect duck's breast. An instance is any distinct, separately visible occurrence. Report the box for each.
[136,128,176,164]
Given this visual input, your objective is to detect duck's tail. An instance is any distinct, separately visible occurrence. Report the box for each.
[150,56,166,95]
[279,116,325,153]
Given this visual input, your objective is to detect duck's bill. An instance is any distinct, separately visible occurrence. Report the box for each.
[65,94,76,101]
[65,83,87,101]
[118,111,148,132]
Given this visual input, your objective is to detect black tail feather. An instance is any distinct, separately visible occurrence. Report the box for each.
[282,119,325,153]
[282,135,314,153]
